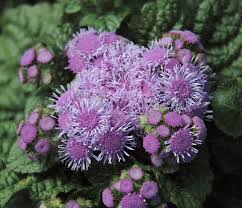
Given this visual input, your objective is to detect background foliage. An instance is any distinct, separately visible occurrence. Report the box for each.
[0,0,241,207]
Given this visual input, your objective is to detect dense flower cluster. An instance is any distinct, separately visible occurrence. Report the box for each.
[141,109,207,164]
[18,47,54,84]
[17,108,54,159]
[101,166,159,208]
[46,28,212,171]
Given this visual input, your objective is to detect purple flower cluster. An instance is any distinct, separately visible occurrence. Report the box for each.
[148,30,213,117]
[141,109,207,164]
[18,47,53,84]
[102,166,159,207]
[48,28,212,171]
[17,108,55,159]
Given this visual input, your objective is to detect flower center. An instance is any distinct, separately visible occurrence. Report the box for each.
[67,139,88,160]
[99,131,123,153]
[170,128,193,154]
[170,79,191,99]
[78,110,99,130]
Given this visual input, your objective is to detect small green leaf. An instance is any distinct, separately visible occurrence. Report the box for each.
[7,142,57,174]
[157,148,213,208]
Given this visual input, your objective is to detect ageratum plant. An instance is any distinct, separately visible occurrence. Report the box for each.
[1,1,241,208]
[15,27,213,207]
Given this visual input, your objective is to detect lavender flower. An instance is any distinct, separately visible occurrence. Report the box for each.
[140,181,159,199]
[18,137,27,151]
[164,112,184,128]
[128,166,143,181]
[120,193,147,208]
[37,48,54,64]
[66,28,100,57]
[102,188,115,208]
[182,30,200,44]
[164,58,181,72]
[69,96,111,145]
[120,179,134,193]
[66,200,80,208]
[175,39,184,49]
[147,110,162,125]
[68,54,87,74]
[192,116,207,143]
[96,123,135,164]
[28,111,40,125]
[34,139,52,155]
[39,116,56,131]
[143,47,168,64]
[49,87,78,113]
[181,114,192,126]
[151,154,163,167]
[100,32,120,44]
[27,65,39,80]
[159,37,172,47]
[158,63,207,113]
[58,137,92,171]
[20,124,37,144]
[156,125,170,138]
[143,134,160,154]
[20,48,35,66]
[58,111,71,135]
[178,49,192,62]
[165,128,198,163]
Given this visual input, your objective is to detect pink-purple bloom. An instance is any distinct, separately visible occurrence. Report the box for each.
[97,123,135,164]
[143,47,167,64]
[20,48,35,66]
[140,181,159,199]
[128,166,143,181]
[68,54,87,74]
[18,137,27,151]
[49,29,211,169]
[37,48,54,64]
[147,110,162,125]
[20,124,37,144]
[102,188,115,207]
[34,139,52,155]
[151,154,164,167]
[66,200,80,208]
[165,112,184,128]
[120,179,134,193]
[69,96,111,145]
[39,116,56,131]
[28,111,40,125]
[143,134,160,154]
[58,137,92,171]
[159,63,208,114]
[192,116,207,143]
[27,65,39,79]
[165,128,197,163]
[120,193,147,208]
[157,125,170,138]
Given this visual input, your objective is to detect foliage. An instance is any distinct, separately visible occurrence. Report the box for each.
[0,0,241,207]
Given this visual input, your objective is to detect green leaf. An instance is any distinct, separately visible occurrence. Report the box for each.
[64,0,81,14]
[80,13,127,32]
[30,177,75,201]
[127,0,180,44]
[157,149,213,208]
[213,78,242,138]
[0,170,31,208]
[7,142,57,174]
